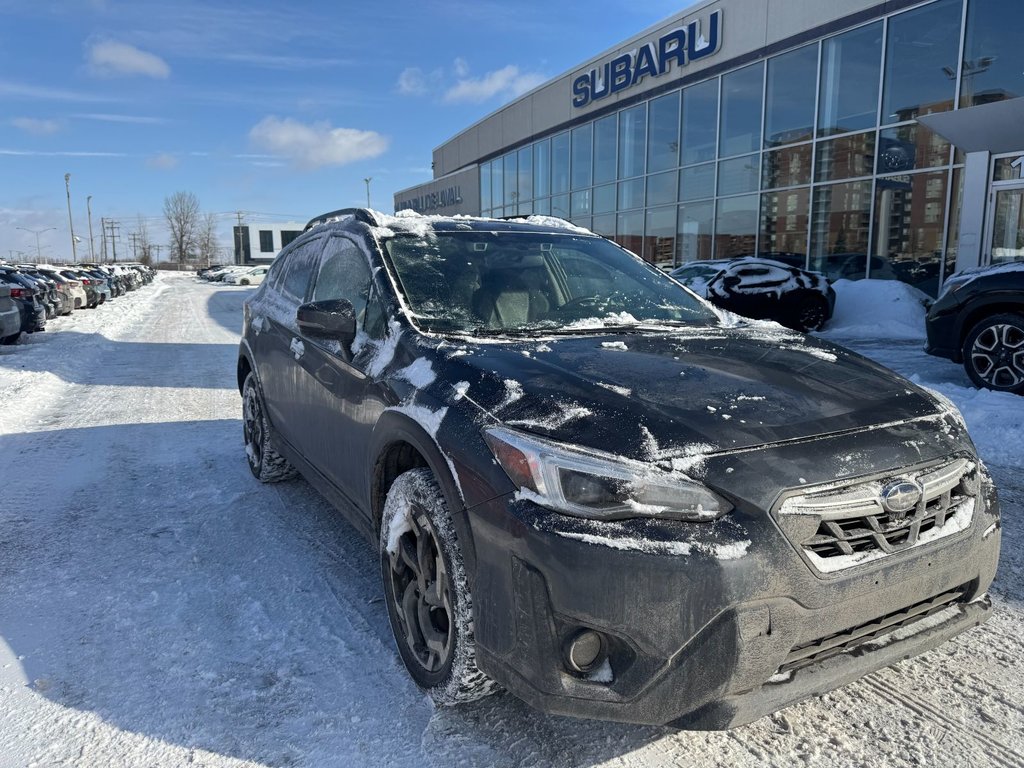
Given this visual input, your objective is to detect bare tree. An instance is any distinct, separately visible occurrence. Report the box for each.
[196,212,220,268]
[163,191,200,268]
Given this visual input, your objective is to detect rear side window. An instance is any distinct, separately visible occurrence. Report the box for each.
[277,237,324,301]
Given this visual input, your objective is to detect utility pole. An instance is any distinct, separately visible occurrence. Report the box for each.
[105,219,120,262]
[64,173,77,261]
[100,217,108,261]
[86,196,96,261]
[129,233,139,260]
[16,226,56,261]
[364,177,372,208]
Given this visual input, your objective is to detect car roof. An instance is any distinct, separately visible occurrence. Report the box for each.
[305,207,598,238]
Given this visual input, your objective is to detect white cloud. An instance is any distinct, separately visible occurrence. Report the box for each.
[443,64,546,104]
[248,116,388,171]
[74,112,165,125]
[397,67,428,96]
[87,41,170,79]
[453,57,470,78]
[146,152,179,170]
[10,117,62,135]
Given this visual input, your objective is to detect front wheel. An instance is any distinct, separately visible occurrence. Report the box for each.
[241,371,298,481]
[962,313,1024,394]
[0,333,19,345]
[380,468,498,706]
[786,293,830,332]
[239,279,250,286]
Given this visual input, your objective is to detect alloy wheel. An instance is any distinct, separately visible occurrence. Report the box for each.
[386,510,454,674]
[970,323,1024,389]
[242,384,264,470]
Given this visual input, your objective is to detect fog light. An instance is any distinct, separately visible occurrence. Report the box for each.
[565,629,606,673]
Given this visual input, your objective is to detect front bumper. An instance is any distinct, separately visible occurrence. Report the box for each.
[465,456,1000,729]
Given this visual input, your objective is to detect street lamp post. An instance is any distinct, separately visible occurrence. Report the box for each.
[364,177,372,208]
[64,173,77,261]
[16,226,57,261]
[86,195,96,261]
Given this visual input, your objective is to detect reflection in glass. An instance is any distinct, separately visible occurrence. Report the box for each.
[678,200,715,262]
[873,171,948,294]
[648,92,680,173]
[719,63,764,158]
[818,22,882,136]
[517,146,533,203]
[760,188,809,262]
[877,124,950,174]
[718,154,760,196]
[762,143,812,189]
[961,0,1024,107]
[534,139,551,198]
[594,115,617,184]
[616,210,644,256]
[944,167,962,284]
[534,197,551,215]
[882,0,960,123]
[504,153,518,214]
[492,158,504,209]
[551,194,570,220]
[680,163,716,202]
[815,131,876,182]
[618,178,645,210]
[764,43,817,147]
[593,184,616,214]
[647,171,678,207]
[619,104,647,179]
[992,157,1024,183]
[572,124,593,190]
[714,194,759,258]
[810,181,872,280]
[989,187,1024,265]
[571,190,592,217]
[645,207,678,267]
[592,213,615,238]
[480,163,492,211]
[551,132,570,195]
[682,79,718,165]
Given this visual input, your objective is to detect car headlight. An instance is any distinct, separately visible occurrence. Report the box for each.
[483,426,732,522]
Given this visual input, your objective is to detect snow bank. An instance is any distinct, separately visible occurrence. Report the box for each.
[821,279,930,341]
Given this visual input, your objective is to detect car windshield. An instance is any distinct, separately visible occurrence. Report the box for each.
[384,230,718,335]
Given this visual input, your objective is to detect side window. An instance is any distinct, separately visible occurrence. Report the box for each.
[311,236,372,320]
[363,284,388,340]
[279,238,324,301]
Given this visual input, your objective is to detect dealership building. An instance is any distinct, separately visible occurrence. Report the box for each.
[394,0,1024,295]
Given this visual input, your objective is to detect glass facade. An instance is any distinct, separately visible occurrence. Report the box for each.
[477,0,1024,294]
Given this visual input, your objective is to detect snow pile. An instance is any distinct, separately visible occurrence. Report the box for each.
[822,279,931,341]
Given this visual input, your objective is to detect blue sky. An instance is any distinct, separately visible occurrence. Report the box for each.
[0,0,689,262]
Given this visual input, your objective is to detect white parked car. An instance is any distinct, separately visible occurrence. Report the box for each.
[226,266,269,286]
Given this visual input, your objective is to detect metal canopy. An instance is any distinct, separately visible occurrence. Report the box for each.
[918,97,1024,154]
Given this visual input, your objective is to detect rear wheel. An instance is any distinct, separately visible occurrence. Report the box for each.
[380,468,497,705]
[0,333,19,345]
[962,313,1024,394]
[786,293,830,332]
[240,278,251,286]
[241,371,298,482]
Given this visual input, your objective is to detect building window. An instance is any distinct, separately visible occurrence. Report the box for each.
[645,206,677,267]
[480,163,492,211]
[882,0,962,124]
[678,200,715,262]
[714,194,759,258]
[718,154,761,197]
[878,123,951,173]
[764,43,818,148]
[618,104,647,179]
[647,92,680,173]
[647,171,678,207]
[810,180,873,279]
[961,0,1024,107]
[593,183,616,214]
[533,139,551,199]
[259,230,274,253]
[815,131,877,183]
[503,152,518,214]
[616,210,644,256]
[517,145,533,203]
[617,178,645,210]
[818,22,882,136]
[680,163,716,202]
[571,124,593,190]
[280,230,301,248]
[551,132,570,195]
[762,144,812,189]
[872,170,949,295]
[682,78,718,165]
[491,158,504,209]
[719,62,764,158]
[760,188,809,261]
[594,115,617,185]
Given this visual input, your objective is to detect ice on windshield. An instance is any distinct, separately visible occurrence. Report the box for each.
[383,231,717,336]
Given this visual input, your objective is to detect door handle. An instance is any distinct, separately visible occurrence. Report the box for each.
[289,337,305,360]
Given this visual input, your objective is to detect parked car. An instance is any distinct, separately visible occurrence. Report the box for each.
[237,209,998,729]
[37,268,75,314]
[226,265,269,286]
[0,283,22,344]
[0,268,46,335]
[926,261,1024,394]
[670,257,836,331]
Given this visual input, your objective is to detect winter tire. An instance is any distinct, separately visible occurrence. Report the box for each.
[241,371,298,482]
[787,293,829,332]
[380,467,498,706]
[0,333,19,345]
[962,313,1024,394]
[240,279,250,286]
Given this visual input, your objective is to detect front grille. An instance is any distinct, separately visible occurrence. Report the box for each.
[777,586,968,674]
[776,458,978,573]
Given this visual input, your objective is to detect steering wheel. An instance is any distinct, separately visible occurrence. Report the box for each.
[557,295,604,312]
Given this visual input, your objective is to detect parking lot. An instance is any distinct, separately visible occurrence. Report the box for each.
[0,273,1021,768]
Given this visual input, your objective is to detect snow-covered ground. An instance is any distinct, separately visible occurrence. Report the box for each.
[0,274,1021,767]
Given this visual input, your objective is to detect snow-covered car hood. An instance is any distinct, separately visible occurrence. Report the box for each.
[434,324,944,462]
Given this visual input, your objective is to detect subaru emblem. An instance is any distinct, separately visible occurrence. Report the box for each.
[880,480,922,516]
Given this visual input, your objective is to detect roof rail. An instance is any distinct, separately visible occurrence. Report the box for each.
[303,208,380,232]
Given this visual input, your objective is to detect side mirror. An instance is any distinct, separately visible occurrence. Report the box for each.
[297,298,357,346]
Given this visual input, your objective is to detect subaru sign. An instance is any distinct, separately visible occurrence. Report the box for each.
[572,9,723,109]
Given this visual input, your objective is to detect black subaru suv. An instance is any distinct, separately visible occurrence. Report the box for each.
[237,209,1000,729]
[926,262,1024,394]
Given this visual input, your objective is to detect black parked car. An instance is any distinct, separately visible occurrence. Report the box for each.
[670,257,836,332]
[0,267,46,335]
[237,209,998,729]
[926,262,1024,394]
